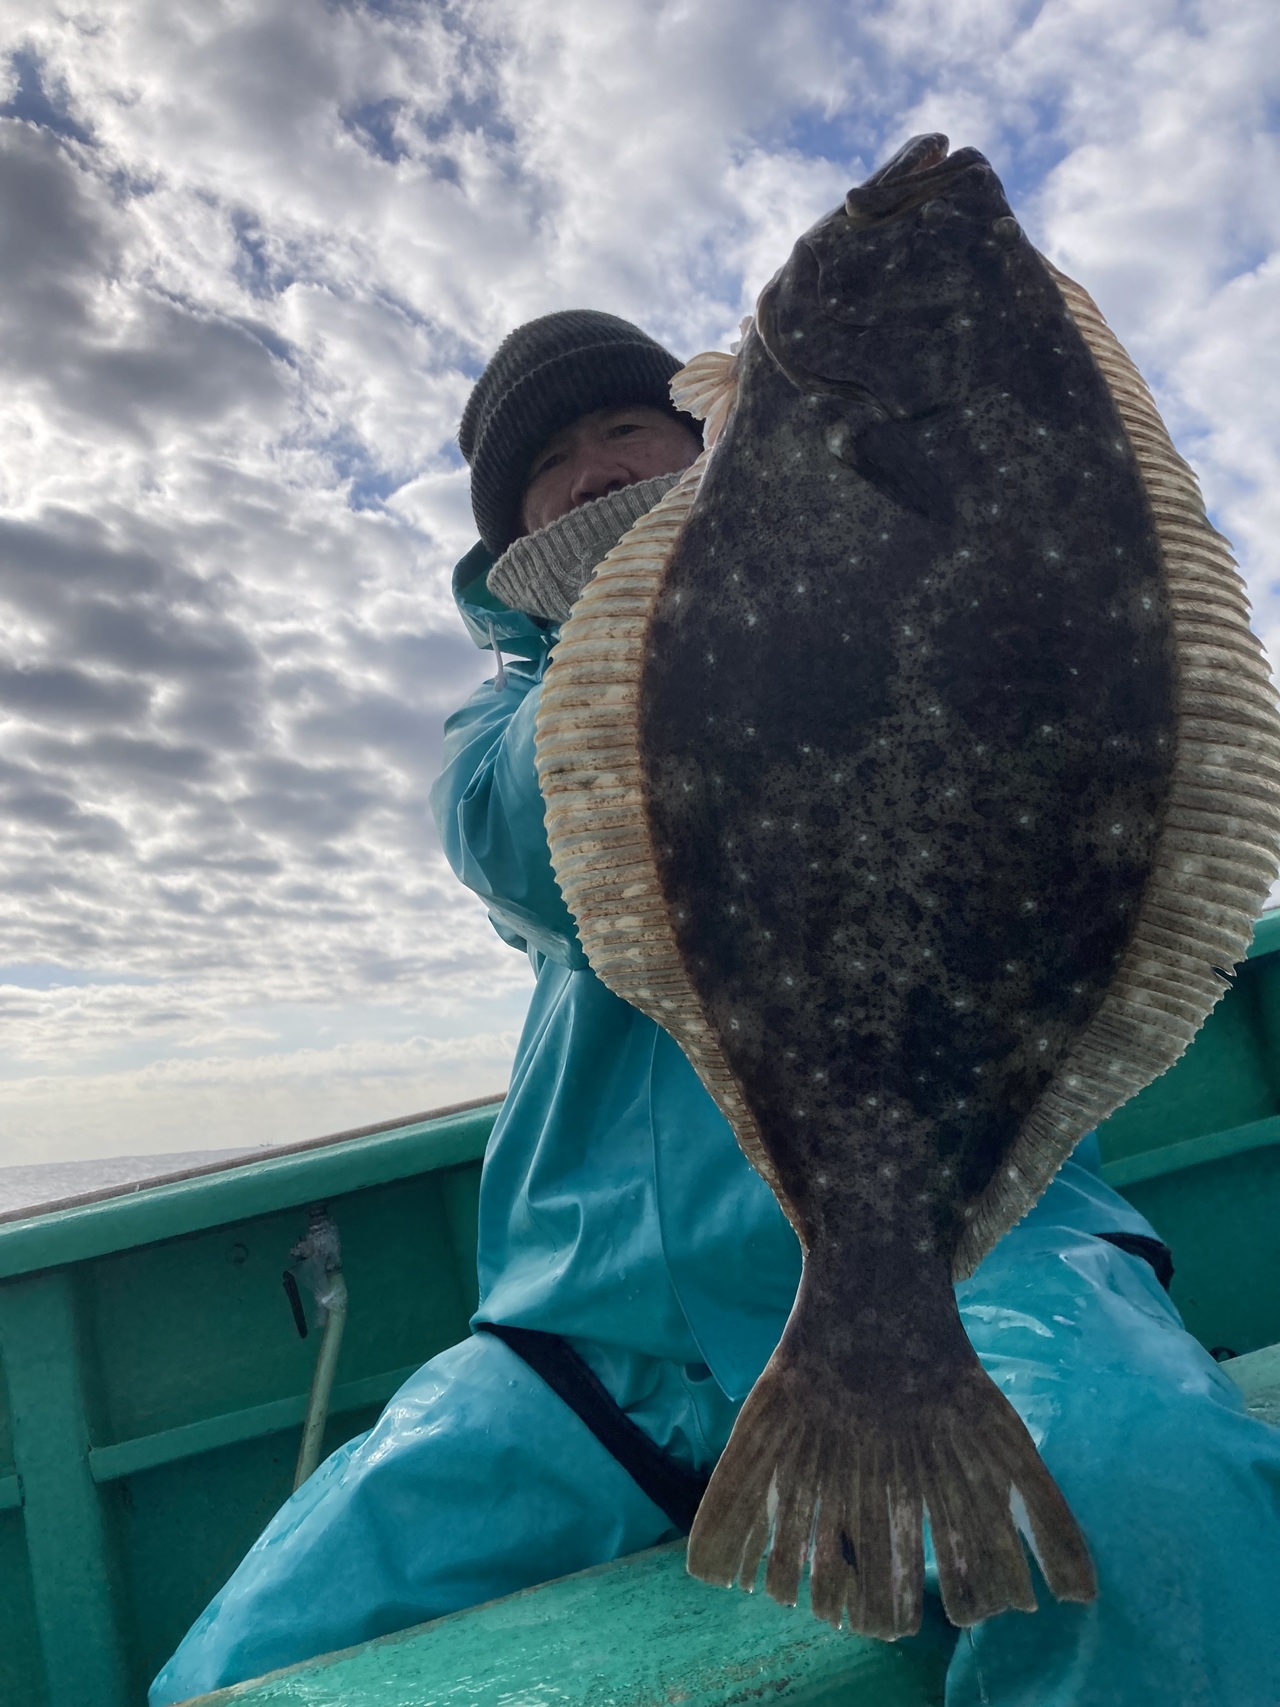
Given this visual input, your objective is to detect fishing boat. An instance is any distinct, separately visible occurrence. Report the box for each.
[2,913,1278,1707]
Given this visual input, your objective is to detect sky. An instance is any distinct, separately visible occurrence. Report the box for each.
[1,0,1278,1165]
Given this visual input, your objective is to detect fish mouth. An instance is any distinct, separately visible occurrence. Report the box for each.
[845,133,987,223]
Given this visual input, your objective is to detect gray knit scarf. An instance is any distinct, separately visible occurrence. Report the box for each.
[485,472,681,625]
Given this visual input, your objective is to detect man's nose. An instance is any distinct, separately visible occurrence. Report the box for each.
[568,451,629,509]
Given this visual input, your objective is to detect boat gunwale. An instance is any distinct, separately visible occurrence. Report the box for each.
[0,1095,504,1282]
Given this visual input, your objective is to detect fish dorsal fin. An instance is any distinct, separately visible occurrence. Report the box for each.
[954,262,1280,1279]
[534,444,796,1227]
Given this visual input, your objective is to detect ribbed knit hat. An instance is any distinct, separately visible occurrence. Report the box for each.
[459,310,687,555]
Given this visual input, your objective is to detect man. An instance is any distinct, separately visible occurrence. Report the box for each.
[151,311,1280,1706]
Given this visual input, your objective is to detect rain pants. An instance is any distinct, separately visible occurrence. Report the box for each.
[151,545,1280,1706]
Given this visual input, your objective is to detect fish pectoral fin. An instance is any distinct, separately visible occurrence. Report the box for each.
[838,416,956,527]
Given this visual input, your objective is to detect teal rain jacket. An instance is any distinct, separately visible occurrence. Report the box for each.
[434,542,805,1401]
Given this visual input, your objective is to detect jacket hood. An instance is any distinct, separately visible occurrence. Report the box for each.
[452,541,553,663]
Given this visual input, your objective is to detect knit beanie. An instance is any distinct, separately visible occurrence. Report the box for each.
[459,310,688,555]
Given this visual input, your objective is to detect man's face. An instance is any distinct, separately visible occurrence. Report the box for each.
[518,405,702,536]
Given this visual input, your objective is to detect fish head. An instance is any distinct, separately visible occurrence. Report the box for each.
[752,135,1022,425]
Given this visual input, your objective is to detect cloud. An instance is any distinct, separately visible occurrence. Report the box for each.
[0,1026,520,1162]
[1,0,1277,1164]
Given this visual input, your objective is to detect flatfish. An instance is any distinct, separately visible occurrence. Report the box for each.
[533,135,1280,1638]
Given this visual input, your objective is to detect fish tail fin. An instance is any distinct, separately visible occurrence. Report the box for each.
[688,1358,1095,1639]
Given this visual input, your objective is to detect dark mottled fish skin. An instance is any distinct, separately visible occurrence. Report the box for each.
[637,144,1178,1629]
[641,151,1176,1259]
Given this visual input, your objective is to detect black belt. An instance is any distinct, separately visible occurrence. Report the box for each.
[475,1321,711,1533]
[1094,1231,1174,1291]
[477,1232,1172,1534]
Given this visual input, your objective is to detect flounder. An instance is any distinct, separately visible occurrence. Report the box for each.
[532,135,1280,1637]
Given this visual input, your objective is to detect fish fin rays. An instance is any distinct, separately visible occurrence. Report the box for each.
[688,1360,1094,1640]
[952,259,1280,1279]
[670,347,741,447]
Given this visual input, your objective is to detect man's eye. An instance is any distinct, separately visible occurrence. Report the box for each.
[532,452,565,479]
[608,422,643,438]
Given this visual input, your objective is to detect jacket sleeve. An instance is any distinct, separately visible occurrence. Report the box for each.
[429,665,588,968]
